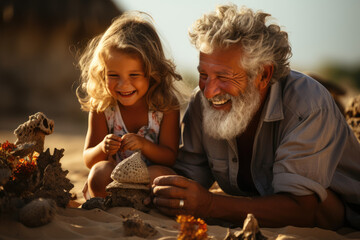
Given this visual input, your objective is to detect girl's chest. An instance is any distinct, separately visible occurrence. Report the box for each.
[121,108,148,133]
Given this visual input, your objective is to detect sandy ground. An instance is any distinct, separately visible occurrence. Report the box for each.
[0,127,359,239]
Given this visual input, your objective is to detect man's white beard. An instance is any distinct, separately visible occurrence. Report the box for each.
[200,82,261,140]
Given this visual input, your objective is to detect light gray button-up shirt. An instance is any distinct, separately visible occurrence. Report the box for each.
[174,70,360,226]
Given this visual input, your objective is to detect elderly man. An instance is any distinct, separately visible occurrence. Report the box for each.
[150,4,360,230]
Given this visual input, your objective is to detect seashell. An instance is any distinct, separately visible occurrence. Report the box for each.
[224,213,267,240]
[111,152,149,184]
[19,198,57,227]
[106,181,149,190]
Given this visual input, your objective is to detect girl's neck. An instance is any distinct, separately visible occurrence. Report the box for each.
[118,97,148,112]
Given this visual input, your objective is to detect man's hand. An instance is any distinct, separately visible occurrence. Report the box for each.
[151,175,213,217]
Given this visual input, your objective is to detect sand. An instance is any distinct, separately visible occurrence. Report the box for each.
[0,130,359,239]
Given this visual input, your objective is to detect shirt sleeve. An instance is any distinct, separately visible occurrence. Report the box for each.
[173,89,215,189]
[273,107,348,201]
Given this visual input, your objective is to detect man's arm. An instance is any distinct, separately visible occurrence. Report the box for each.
[152,175,344,230]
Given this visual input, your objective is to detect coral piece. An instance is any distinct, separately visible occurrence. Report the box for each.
[18,198,57,228]
[13,112,54,154]
[105,152,151,212]
[224,214,267,240]
[33,148,74,207]
[0,113,73,228]
[0,167,11,186]
[345,95,360,142]
[176,215,208,240]
[111,151,150,184]
[12,142,37,159]
[123,214,158,238]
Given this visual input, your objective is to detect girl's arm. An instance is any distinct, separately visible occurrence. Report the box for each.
[83,111,119,169]
[121,109,180,166]
[145,109,180,165]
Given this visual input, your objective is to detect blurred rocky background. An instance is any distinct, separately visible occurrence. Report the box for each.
[0,0,122,134]
[1,0,360,136]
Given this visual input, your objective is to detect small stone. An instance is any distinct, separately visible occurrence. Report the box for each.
[18,198,57,228]
[81,197,107,211]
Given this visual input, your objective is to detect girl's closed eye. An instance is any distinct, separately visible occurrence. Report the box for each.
[107,73,119,79]
[129,73,142,78]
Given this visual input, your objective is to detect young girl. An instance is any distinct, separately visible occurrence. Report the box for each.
[76,12,181,199]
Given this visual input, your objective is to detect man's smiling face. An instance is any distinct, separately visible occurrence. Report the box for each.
[198,45,249,112]
[198,45,262,140]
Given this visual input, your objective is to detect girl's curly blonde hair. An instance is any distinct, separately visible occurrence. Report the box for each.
[189,4,292,83]
[76,11,182,113]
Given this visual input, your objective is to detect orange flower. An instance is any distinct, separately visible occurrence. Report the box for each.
[0,141,17,165]
[1,141,16,152]
[176,215,208,240]
[12,153,38,180]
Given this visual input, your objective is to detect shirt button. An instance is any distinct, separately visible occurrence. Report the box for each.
[232,157,237,162]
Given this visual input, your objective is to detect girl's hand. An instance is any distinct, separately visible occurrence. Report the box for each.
[102,134,121,156]
[120,133,145,152]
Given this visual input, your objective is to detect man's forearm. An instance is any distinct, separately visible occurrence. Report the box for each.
[208,192,319,228]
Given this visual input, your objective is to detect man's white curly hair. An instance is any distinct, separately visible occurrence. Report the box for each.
[189,4,292,83]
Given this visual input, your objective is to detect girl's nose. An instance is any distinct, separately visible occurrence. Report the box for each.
[202,77,221,99]
[116,77,130,88]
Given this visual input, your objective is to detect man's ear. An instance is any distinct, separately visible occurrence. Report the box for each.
[258,64,274,90]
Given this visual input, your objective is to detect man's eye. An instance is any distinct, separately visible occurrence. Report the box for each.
[218,76,229,81]
[199,73,207,80]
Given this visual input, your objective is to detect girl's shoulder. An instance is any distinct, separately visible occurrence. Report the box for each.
[150,110,164,127]
[104,104,118,117]
[103,104,120,133]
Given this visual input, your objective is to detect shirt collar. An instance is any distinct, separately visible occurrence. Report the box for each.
[262,78,285,122]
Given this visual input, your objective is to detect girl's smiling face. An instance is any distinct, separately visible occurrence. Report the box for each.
[104,49,149,108]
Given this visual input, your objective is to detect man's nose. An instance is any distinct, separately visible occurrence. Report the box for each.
[203,77,221,99]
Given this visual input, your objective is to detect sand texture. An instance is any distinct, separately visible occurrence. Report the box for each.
[0,130,359,239]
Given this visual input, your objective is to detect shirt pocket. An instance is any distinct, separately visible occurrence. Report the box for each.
[208,157,229,187]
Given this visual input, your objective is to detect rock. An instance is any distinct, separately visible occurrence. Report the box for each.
[106,187,150,212]
[123,214,158,238]
[18,198,57,228]
[81,197,107,211]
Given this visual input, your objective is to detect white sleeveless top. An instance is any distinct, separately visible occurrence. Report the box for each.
[104,104,163,165]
